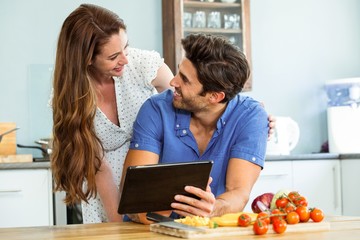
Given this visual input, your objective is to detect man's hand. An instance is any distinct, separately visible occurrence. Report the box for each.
[170,177,216,217]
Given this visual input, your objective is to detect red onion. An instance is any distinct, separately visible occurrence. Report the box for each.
[251,192,274,213]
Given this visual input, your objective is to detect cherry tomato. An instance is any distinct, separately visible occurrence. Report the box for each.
[284,203,296,214]
[253,219,268,235]
[238,213,252,227]
[276,197,289,209]
[273,218,287,234]
[294,196,308,207]
[257,211,270,225]
[286,211,300,224]
[296,206,310,222]
[287,191,300,202]
[270,209,286,223]
[310,208,325,222]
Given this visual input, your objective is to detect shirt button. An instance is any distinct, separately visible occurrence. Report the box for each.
[176,124,180,128]
[135,144,139,148]
[182,130,187,134]
[252,157,256,161]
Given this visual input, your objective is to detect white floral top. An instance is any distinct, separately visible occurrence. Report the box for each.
[81,47,163,223]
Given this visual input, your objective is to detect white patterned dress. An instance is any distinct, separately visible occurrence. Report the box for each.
[81,47,164,223]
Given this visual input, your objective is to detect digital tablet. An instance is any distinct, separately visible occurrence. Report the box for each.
[118,160,213,214]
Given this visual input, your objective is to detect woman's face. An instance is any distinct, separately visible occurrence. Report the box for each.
[91,28,129,78]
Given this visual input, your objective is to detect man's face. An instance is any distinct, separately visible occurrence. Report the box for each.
[170,58,210,112]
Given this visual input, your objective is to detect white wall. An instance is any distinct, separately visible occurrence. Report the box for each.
[0,0,359,156]
[246,0,360,154]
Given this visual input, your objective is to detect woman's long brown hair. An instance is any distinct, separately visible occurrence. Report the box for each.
[51,4,126,205]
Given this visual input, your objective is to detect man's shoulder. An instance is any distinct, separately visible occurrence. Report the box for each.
[233,94,264,111]
[150,89,173,100]
[144,89,174,109]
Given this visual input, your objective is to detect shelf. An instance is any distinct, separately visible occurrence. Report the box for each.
[184,1,240,9]
[162,0,252,91]
[184,28,241,34]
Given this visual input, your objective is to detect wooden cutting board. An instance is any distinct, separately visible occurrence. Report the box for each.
[0,122,17,155]
[150,221,331,238]
[0,154,33,163]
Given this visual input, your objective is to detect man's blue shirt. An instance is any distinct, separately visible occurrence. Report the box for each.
[129,89,268,197]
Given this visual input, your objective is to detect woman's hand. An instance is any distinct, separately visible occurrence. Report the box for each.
[268,115,276,140]
[170,177,215,217]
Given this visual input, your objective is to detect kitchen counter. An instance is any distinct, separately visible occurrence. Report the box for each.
[0,153,359,170]
[266,153,340,161]
[0,161,50,170]
[0,216,359,239]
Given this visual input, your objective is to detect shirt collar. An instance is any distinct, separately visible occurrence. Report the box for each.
[174,96,240,133]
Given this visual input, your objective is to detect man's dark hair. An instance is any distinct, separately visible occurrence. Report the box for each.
[181,34,250,103]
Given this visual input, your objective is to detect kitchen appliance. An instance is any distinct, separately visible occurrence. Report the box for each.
[326,77,360,153]
[17,138,52,161]
[266,116,300,155]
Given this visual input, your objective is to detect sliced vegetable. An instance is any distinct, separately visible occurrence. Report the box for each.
[270,189,290,210]
[210,212,258,226]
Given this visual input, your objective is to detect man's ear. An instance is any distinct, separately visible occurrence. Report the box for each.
[209,92,225,103]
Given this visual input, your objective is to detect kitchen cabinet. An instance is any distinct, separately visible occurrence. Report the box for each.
[243,161,293,212]
[244,158,342,216]
[0,169,53,227]
[292,160,342,216]
[341,158,360,216]
[162,0,252,91]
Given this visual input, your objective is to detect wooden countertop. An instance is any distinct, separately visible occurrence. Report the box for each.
[0,216,360,239]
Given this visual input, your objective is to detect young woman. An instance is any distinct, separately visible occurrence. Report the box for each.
[51,4,174,223]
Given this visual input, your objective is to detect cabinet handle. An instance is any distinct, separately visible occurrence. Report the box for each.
[0,189,22,193]
[332,166,339,210]
[261,174,288,178]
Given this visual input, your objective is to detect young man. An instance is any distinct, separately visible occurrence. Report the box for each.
[122,33,268,223]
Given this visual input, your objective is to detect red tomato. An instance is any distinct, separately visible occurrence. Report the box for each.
[294,196,308,207]
[257,211,270,225]
[270,209,286,223]
[276,197,289,209]
[284,203,296,214]
[273,218,287,234]
[286,211,300,224]
[296,206,310,222]
[238,213,252,227]
[253,219,268,235]
[287,191,300,202]
[310,208,325,222]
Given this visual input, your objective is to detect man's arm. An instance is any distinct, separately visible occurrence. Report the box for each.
[170,158,261,217]
[212,158,261,216]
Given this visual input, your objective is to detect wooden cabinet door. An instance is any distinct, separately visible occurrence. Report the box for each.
[162,0,252,91]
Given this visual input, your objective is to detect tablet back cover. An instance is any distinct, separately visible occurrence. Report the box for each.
[118,161,213,214]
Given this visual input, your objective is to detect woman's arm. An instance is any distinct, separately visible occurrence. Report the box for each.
[151,63,174,93]
[96,160,123,222]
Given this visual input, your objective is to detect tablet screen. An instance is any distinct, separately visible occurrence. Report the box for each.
[118,161,213,214]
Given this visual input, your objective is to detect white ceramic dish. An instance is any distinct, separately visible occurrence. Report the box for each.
[221,0,237,3]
